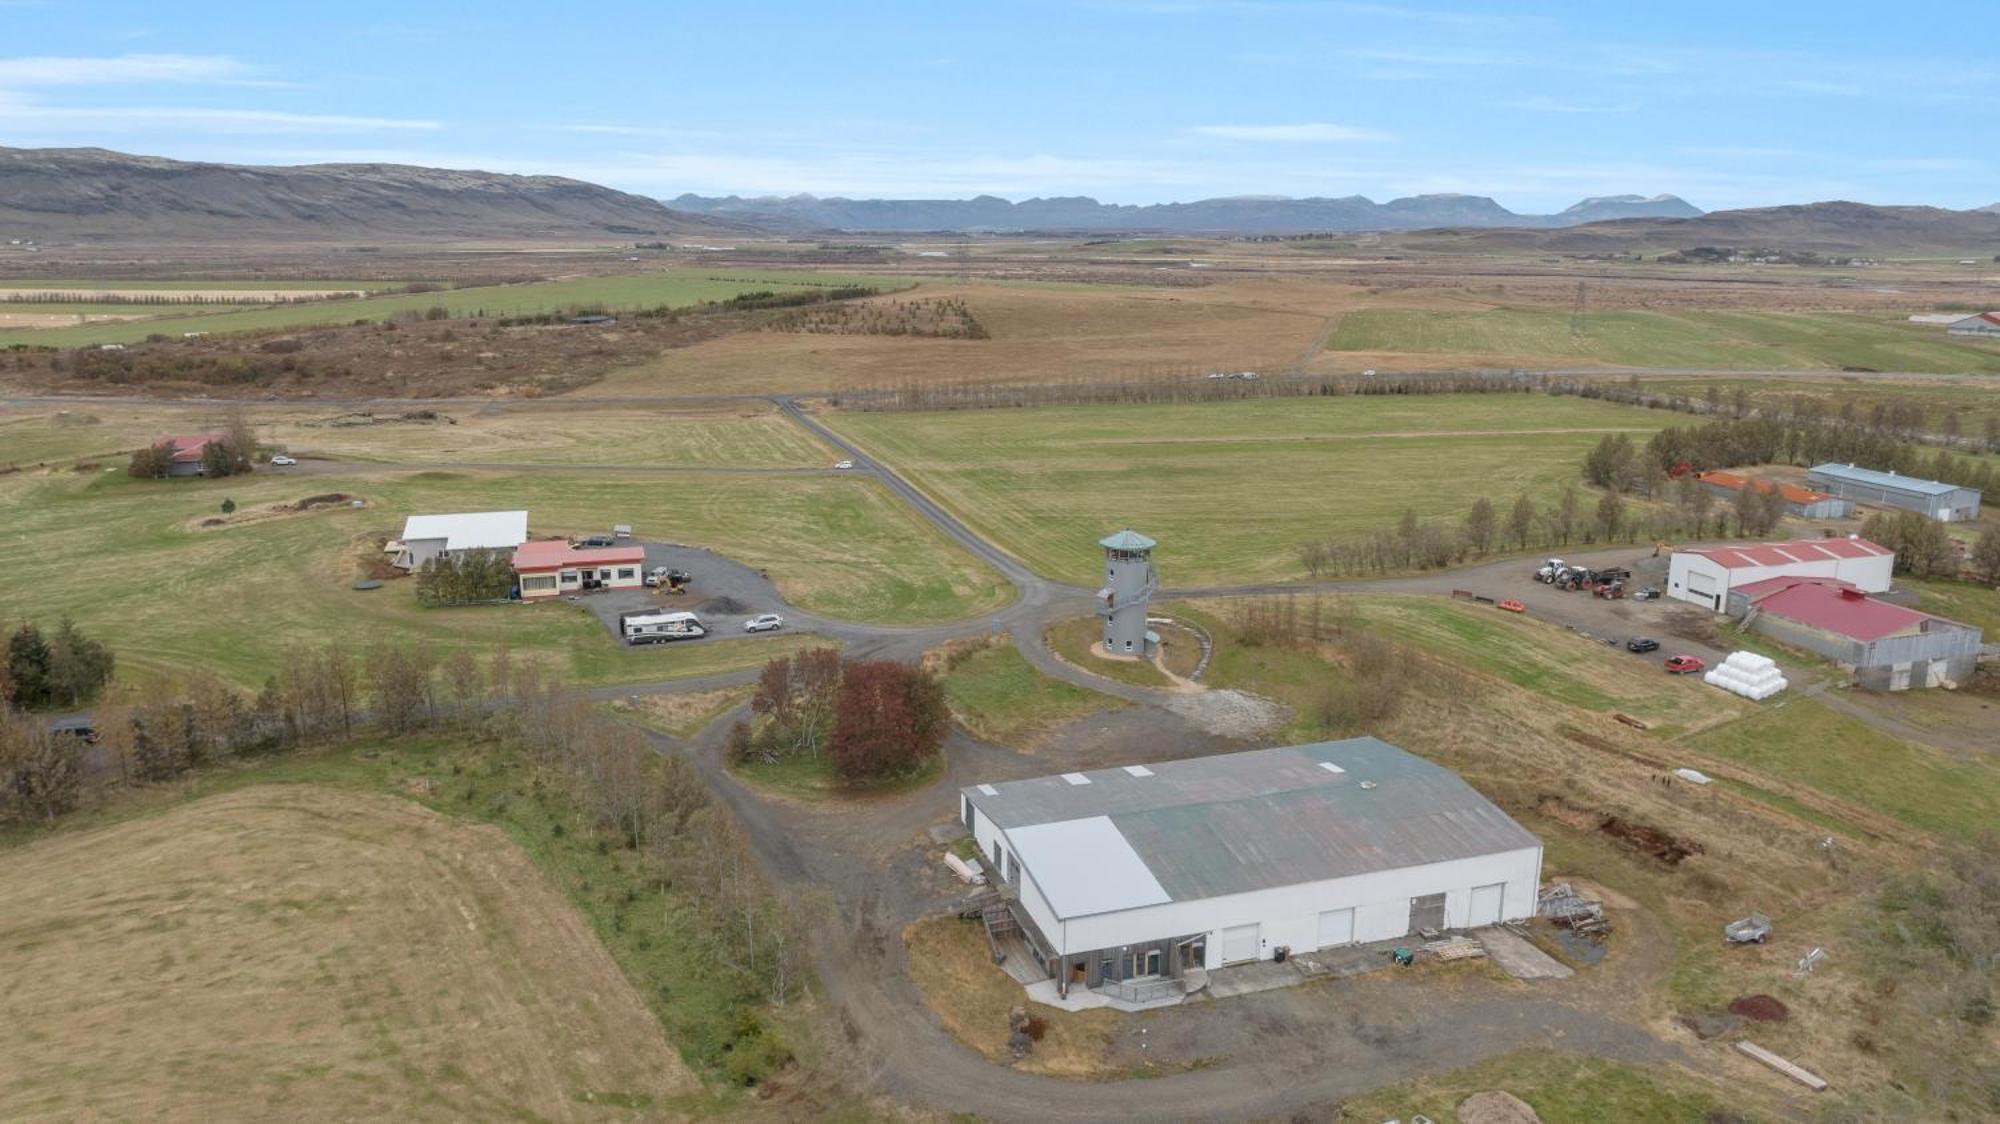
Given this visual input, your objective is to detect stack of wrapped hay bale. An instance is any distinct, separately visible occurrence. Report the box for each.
[1704,651,1788,700]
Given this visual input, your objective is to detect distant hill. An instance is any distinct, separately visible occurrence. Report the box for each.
[667,191,1702,235]
[0,146,735,242]
[1403,201,2000,255]
[1978,203,2000,214]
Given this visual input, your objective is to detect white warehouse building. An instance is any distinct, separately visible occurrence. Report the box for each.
[960,738,1542,1002]
[1666,536,1894,613]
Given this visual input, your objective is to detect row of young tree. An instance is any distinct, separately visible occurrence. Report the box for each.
[843,369,1544,412]
[731,647,949,784]
[415,549,517,606]
[3,619,114,712]
[1559,378,2000,459]
[1296,477,1781,578]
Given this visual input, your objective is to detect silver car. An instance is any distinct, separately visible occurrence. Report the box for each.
[744,613,785,633]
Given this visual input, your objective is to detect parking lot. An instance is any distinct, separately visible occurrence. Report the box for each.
[571,542,811,647]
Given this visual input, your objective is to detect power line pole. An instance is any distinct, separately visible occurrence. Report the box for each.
[1570,281,1587,337]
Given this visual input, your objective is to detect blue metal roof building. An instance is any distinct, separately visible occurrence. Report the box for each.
[1806,463,1981,523]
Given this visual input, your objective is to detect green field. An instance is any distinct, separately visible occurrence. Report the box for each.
[1330,307,2000,373]
[1688,700,2000,840]
[1900,577,2000,635]
[942,641,1115,745]
[0,271,905,347]
[829,395,1667,585]
[0,462,1008,690]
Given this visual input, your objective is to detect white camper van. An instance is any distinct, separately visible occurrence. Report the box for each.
[621,610,707,645]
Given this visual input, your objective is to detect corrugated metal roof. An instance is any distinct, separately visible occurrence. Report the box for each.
[1681,537,1890,570]
[512,540,644,570]
[1098,528,1157,551]
[400,511,530,552]
[1697,471,1836,506]
[966,739,1539,917]
[1807,463,1968,498]
[1755,582,1966,642]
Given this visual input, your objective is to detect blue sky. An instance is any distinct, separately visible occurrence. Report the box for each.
[2,2,1994,211]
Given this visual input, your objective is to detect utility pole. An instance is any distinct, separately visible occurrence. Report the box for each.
[1570,281,1587,338]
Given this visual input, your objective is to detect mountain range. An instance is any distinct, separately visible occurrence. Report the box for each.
[0,146,732,242]
[1397,201,2000,255]
[667,191,1703,234]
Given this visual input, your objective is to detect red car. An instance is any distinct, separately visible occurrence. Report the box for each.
[1664,655,1705,675]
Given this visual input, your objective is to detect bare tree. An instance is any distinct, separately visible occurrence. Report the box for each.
[1464,496,1496,556]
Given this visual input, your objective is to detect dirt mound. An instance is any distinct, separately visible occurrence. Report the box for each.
[699,595,750,615]
[1728,994,1790,1022]
[1536,795,1704,866]
[1459,1090,1543,1124]
[291,492,352,510]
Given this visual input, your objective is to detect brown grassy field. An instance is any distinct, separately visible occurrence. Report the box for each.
[0,784,693,1121]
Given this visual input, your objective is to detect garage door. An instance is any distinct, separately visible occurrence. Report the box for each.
[1316,908,1355,949]
[1408,893,1447,934]
[1468,883,1505,927]
[1221,923,1261,964]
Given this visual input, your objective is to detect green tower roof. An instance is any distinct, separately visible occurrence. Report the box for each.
[1098,529,1156,552]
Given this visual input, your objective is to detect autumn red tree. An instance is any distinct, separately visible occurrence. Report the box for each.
[828,660,947,783]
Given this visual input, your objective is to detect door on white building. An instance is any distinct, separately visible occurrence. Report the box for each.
[1315,907,1355,949]
[1685,571,1719,611]
[1408,892,1447,934]
[1468,883,1506,927]
[1221,923,1261,964]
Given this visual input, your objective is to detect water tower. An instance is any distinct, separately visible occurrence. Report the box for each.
[1097,529,1159,657]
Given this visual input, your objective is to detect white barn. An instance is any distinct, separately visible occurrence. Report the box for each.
[960,738,1542,1001]
[394,510,529,570]
[1666,536,1893,612]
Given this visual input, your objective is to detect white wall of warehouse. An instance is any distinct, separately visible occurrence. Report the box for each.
[1667,549,1893,611]
[965,797,1542,968]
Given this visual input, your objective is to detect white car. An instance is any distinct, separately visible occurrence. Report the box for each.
[744,613,785,633]
[269,455,297,466]
[832,460,855,470]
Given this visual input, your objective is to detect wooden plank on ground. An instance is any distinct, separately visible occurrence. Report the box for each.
[1735,1041,1829,1091]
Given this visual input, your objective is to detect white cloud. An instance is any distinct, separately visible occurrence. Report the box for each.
[0,101,440,133]
[0,53,248,86]
[1188,122,1389,142]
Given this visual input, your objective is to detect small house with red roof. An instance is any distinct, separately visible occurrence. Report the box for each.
[1666,536,1893,612]
[161,433,225,477]
[1728,576,1982,690]
[512,540,645,600]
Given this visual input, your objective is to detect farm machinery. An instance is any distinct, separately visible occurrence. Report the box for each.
[1534,559,1631,594]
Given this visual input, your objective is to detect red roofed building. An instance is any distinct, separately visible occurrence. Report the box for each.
[1666,536,1894,611]
[512,540,645,600]
[1728,576,1982,690]
[1946,311,2000,337]
[1696,471,1854,519]
[160,433,225,477]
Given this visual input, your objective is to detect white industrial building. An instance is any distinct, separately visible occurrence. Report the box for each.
[1805,463,1982,523]
[960,738,1542,1001]
[393,510,530,570]
[1666,536,1893,612]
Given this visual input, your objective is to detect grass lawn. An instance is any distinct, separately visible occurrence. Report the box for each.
[1330,307,2000,373]
[1639,374,2000,434]
[1899,575,2000,634]
[603,686,755,738]
[1043,615,1173,688]
[0,463,1006,690]
[1688,699,2000,840]
[941,641,1117,747]
[730,748,941,802]
[0,271,902,347]
[829,394,1668,585]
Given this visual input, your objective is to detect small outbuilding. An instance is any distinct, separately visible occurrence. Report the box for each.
[512,540,645,599]
[1730,576,1983,689]
[1805,463,1981,523]
[1945,311,2000,336]
[1696,471,1854,519]
[1667,536,1893,612]
[395,510,530,570]
[960,738,1542,1002]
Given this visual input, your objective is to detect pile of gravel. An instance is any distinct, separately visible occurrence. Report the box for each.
[1166,689,1289,738]
[698,595,750,615]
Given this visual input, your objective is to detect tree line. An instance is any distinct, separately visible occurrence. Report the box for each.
[3,618,114,712]
[843,369,1542,412]
[730,647,949,784]
[415,549,517,606]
